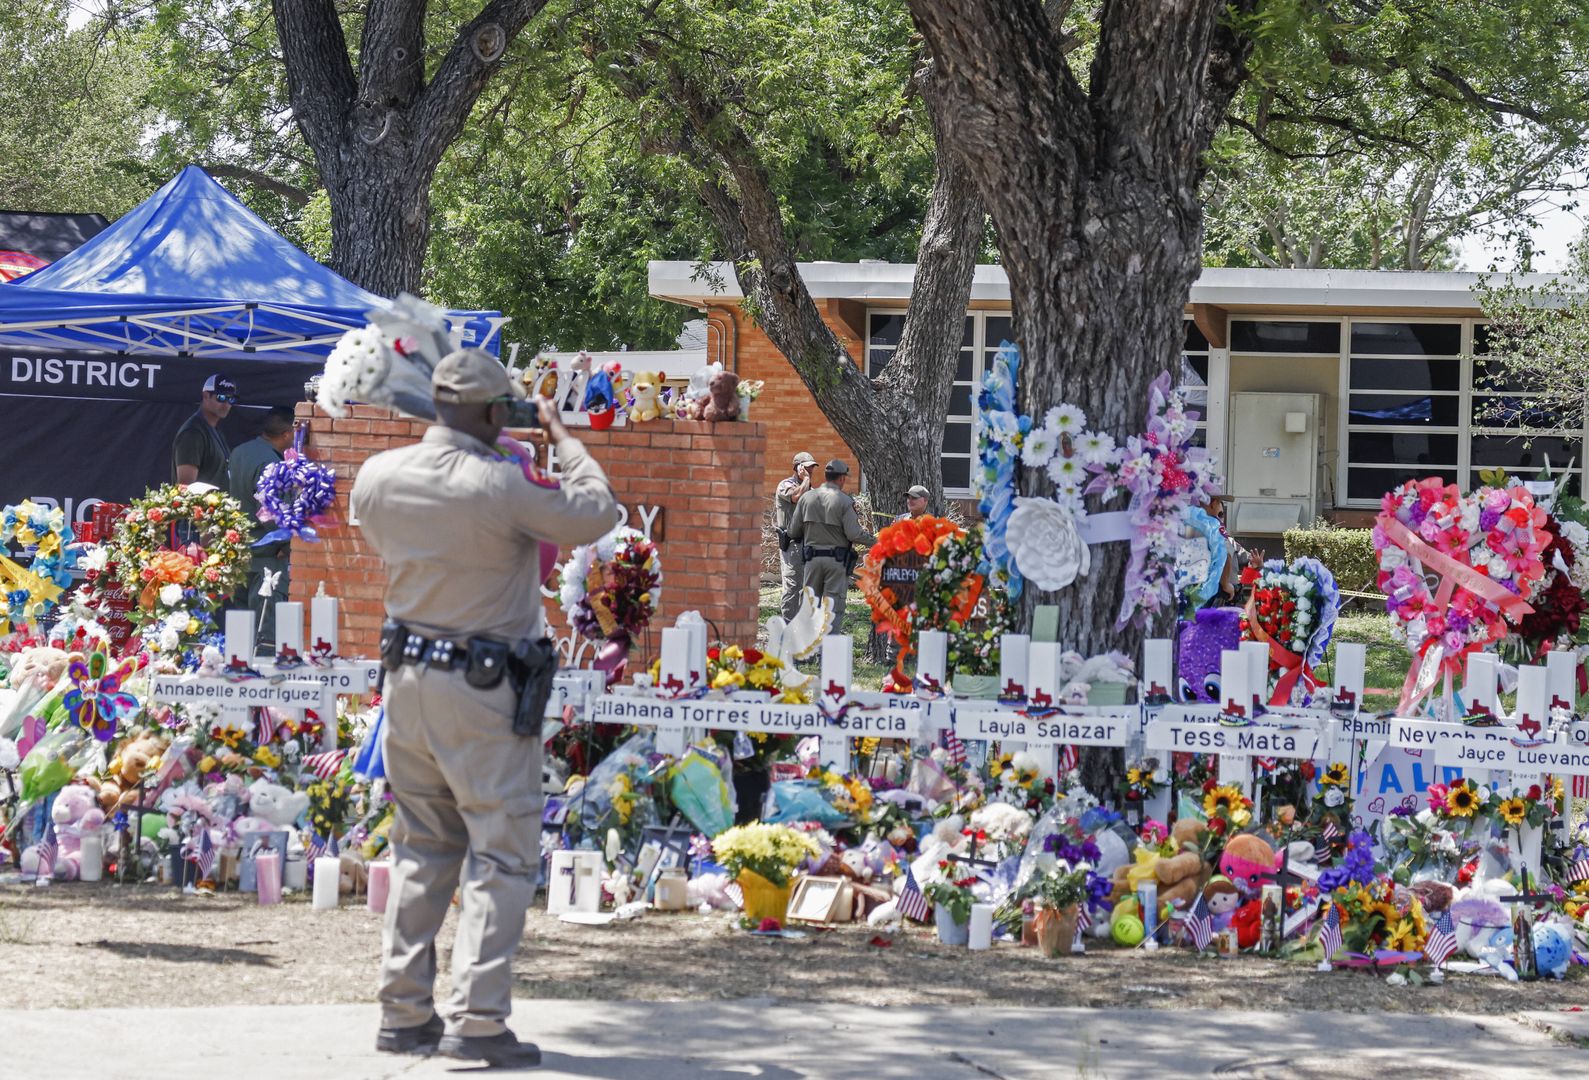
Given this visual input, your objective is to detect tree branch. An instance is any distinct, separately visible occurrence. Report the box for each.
[271,0,357,163]
[412,0,552,168]
[358,0,428,108]
[201,163,315,206]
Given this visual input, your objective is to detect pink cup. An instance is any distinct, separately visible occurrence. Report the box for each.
[255,851,282,905]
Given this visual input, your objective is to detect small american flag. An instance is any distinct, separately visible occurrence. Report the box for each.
[725,880,744,909]
[33,820,57,882]
[302,749,347,780]
[942,731,966,767]
[1320,819,1342,845]
[1319,903,1342,963]
[305,833,327,862]
[1574,775,1588,800]
[1058,744,1078,774]
[1424,909,1458,968]
[1074,900,1093,948]
[1567,858,1589,884]
[253,708,276,747]
[897,864,930,922]
[194,828,216,881]
[1184,895,1213,952]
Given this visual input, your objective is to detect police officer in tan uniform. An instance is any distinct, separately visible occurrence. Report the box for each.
[353,349,617,1067]
[774,451,816,619]
[788,458,875,631]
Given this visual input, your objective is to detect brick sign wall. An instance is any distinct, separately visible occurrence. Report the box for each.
[289,403,767,664]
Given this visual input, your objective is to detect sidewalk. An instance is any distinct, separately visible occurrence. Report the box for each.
[4,998,1584,1079]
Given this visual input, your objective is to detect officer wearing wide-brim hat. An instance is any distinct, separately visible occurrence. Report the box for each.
[352,348,617,1067]
[788,457,875,631]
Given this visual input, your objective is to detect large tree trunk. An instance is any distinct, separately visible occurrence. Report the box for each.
[273,0,548,295]
[907,0,1255,792]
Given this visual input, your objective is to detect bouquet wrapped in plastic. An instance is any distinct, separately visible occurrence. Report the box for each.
[317,294,461,421]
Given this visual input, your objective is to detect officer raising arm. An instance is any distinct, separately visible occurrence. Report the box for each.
[787,458,876,633]
[352,349,617,1069]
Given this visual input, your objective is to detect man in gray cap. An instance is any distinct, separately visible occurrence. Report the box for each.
[896,484,931,522]
[774,451,817,620]
[353,348,617,1067]
[788,457,875,631]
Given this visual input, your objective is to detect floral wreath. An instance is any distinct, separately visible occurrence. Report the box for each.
[858,515,964,659]
[1,500,76,629]
[254,427,336,544]
[111,485,253,624]
[557,525,661,685]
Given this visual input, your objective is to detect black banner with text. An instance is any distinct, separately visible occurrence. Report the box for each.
[1,346,320,523]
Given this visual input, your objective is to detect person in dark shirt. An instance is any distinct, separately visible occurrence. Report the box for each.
[229,406,296,649]
[172,374,236,487]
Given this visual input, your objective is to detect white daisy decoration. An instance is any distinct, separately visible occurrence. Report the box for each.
[1047,455,1084,484]
[1046,403,1087,436]
[1076,430,1117,465]
[1021,427,1058,469]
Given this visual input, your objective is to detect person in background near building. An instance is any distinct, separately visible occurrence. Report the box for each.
[173,374,236,488]
[229,406,297,650]
[789,458,876,631]
[895,484,931,522]
[353,349,616,1068]
[775,451,817,619]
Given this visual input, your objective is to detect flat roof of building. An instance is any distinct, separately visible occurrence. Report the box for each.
[648,260,1566,313]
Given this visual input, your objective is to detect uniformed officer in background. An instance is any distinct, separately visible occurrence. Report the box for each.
[788,458,875,631]
[774,451,817,619]
[352,349,617,1068]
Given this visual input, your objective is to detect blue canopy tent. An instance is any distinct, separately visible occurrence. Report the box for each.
[0,166,502,519]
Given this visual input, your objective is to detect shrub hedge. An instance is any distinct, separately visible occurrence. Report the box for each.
[1283,524,1380,594]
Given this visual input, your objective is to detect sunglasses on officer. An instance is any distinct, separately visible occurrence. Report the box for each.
[213,392,237,404]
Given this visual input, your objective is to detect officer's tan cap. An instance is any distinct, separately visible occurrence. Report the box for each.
[792,452,817,468]
[432,348,526,404]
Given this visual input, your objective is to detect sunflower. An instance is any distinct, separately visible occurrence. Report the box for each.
[1204,783,1244,818]
[1385,915,1425,952]
[1445,782,1479,817]
[1321,762,1350,787]
[1497,796,1528,826]
[1126,767,1145,785]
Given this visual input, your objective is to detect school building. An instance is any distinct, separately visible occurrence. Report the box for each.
[647,261,1565,533]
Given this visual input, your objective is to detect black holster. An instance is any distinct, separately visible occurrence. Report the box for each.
[508,636,558,738]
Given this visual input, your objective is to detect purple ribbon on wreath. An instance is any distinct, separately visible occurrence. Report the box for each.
[254,427,337,547]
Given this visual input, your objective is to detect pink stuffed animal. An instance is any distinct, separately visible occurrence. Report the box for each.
[21,783,105,880]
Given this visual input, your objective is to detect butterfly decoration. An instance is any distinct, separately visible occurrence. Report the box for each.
[63,652,142,742]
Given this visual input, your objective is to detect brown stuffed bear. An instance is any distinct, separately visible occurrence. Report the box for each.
[701,370,741,422]
[97,732,169,812]
[1154,818,1211,909]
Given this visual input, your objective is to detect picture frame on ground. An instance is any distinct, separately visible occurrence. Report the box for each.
[786,875,849,925]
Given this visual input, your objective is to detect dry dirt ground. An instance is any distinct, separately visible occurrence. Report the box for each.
[3,882,1587,1016]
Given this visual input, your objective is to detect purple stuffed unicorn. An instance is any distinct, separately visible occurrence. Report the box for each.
[1176,607,1243,703]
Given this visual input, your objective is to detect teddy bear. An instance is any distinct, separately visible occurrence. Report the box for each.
[1533,920,1571,980]
[1219,832,1277,898]
[244,778,310,829]
[339,848,369,895]
[700,370,741,423]
[5,646,69,692]
[1109,818,1208,910]
[95,732,169,812]
[21,783,105,880]
[627,371,664,423]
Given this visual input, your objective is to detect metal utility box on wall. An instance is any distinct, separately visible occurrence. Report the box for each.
[1227,392,1323,535]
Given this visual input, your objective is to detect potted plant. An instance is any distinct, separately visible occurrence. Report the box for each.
[925,860,979,945]
[1031,865,1088,958]
[711,822,821,924]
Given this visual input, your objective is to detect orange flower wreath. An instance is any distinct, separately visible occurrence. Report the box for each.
[858,516,966,691]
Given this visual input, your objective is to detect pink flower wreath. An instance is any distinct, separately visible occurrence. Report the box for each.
[1373,477,1550,710]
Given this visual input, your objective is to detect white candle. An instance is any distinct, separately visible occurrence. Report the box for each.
[283,853,307,891]
[1332,642,1366,709]
[311,593,339,656]
[1547,649,1577,712]
[657,627,692,694]
[1220,650,1250,719]
[312,856,340,910]
[275,602,304,658]
[78,833,102,883]
[1240,641,1269,711]
[1142,638,1173,701]
[999,634,1030,701]
[820,635,852,709]
[225,609,255,665]
[1029,642,1064,709]
[1516,664,1548,733]
[1465,651,1499,713]
[916,630,948,693]
[968,902,994,950]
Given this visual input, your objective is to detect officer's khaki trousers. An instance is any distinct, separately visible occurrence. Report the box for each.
[779,546,803,620]
[378,664,543,1038]
[802,555,849,632]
